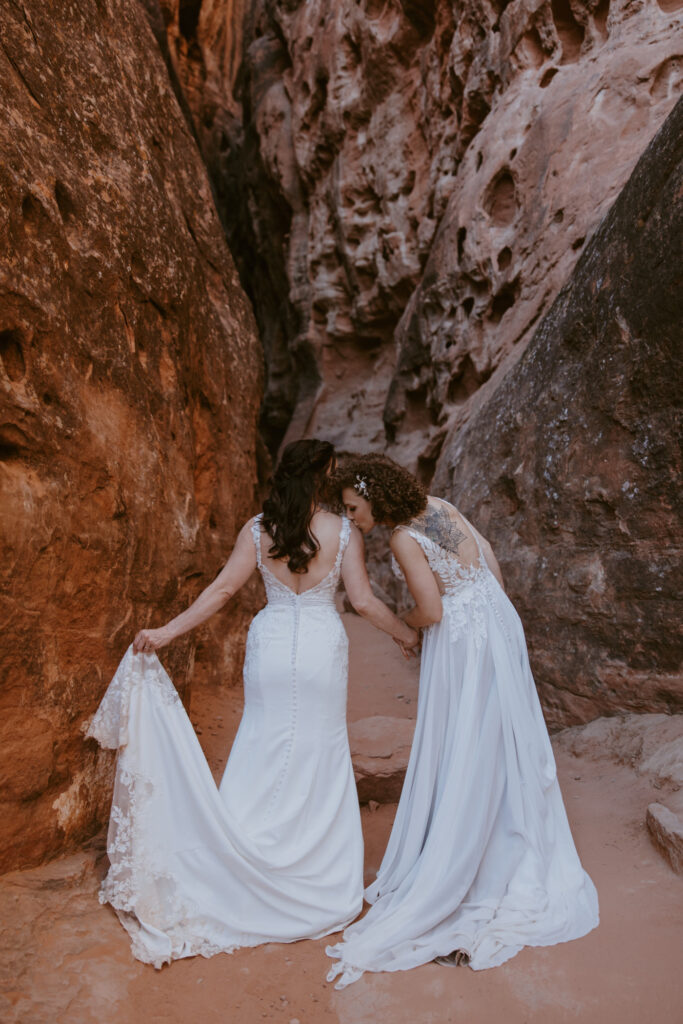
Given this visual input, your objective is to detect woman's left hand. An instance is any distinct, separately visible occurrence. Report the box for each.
[133,627,171,655]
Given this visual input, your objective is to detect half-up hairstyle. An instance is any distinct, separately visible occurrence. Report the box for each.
[331,453,427,525]
[261,439,336,573]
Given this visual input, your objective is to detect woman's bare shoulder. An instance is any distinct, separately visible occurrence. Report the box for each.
[239,513,264,532]
[390,525,423,553]
[312,508,344,523]
[311,509,345,536]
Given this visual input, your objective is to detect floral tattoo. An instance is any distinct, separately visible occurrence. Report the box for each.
[411,504,466,554]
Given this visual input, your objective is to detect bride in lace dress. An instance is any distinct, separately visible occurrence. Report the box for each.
[326,454,599,988]
[87,440,417,967]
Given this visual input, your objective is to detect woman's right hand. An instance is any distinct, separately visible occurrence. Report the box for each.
[133,626,171,655]
[394,628,421,659]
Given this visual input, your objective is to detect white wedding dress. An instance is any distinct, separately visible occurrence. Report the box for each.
[327,501,599,988]
[87,514,363,967]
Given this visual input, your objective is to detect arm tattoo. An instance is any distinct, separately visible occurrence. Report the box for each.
[412,504,466,555]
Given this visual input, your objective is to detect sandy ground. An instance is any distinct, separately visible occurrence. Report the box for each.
[1,613,682,1024]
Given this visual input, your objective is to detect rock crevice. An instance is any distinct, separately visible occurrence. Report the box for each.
[154,0,681,726]
[157,0,682,460]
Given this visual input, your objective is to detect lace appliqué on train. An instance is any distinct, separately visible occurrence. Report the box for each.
[86,651,180,749]
[87,650,252,967]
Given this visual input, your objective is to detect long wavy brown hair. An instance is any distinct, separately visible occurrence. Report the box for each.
[262,439,336,573]
[331,453,427,525]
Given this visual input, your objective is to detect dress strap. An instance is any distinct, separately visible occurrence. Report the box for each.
[251,514,264,570]
[334,516,352,571]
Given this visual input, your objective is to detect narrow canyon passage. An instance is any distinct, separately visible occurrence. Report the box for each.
[1,615,681,1024]
[1,3,681,1019]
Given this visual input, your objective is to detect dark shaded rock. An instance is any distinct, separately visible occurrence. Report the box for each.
[154,0,313,454]
[434,98,683,728]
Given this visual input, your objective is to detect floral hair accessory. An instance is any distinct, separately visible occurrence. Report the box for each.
[354,474,370,498]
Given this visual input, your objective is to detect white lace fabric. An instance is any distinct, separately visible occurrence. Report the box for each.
[87,514,363,968]
[392,526,490,649]
[326,505,598,988]
[86,653,239,965]
[87,650,180,750]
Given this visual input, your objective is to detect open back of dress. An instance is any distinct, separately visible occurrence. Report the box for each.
[391,497,487,597]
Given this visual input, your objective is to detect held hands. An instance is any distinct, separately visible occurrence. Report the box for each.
[394,628,421,660]
[133,626,171,655]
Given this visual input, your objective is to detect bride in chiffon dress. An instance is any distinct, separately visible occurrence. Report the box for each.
[328,455,599,988]
[86,440,417,967]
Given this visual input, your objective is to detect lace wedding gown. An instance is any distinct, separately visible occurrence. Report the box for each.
[87,514,363,967]
[327,501,599,988]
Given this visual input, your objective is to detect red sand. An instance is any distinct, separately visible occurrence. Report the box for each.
[1,614,681,1024]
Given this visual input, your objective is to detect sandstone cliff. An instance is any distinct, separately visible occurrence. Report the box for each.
[438,97,682,728]
[156,0,682,459]
[157,0,681,728]
[0,0,262,872]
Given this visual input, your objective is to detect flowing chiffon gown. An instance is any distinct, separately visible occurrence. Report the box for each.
[87,514,363,967]
[327,502,599,988]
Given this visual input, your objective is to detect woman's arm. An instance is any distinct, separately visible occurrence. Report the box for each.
[133,520,258,653]
[341,527,419,647]
[390,530,443,628]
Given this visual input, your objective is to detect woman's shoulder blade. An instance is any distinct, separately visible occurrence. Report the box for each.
[396,500,469,558]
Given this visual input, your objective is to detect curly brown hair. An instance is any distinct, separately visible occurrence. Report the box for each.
[330,453,427,525]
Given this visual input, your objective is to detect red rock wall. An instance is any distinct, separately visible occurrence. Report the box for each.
[0,0,262,872]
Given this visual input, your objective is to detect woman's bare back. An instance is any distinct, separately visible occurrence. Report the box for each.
[258,510,347,594]
[409,497,481,568]
[404,497,504,590]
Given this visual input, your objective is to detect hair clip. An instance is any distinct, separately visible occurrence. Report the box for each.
[354,474,370,498]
